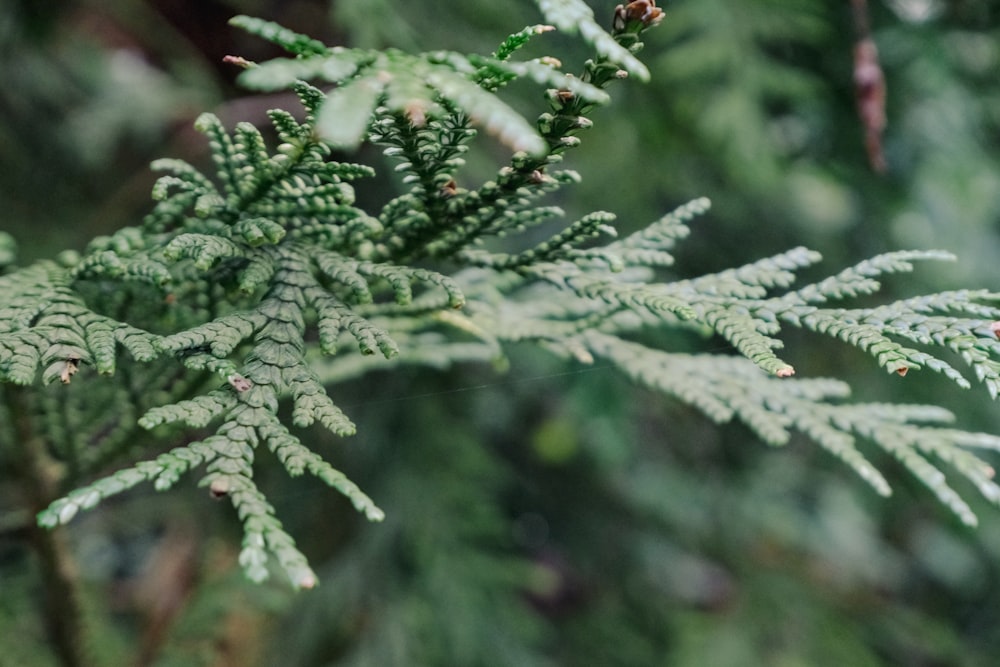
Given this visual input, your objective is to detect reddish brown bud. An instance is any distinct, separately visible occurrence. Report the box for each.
[223,55,253,69]
[60,358,80,384]
[209,478,230,499]
[228,374,253,392]
[405,101,428,128]
[528,170,548,184]
[614,1,665,33]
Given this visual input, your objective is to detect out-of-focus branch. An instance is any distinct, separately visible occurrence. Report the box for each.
[851,0,887,172]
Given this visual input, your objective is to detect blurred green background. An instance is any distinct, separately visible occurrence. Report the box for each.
[3,0,1000,665]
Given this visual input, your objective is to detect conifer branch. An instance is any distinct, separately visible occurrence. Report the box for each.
[584,332,1000,526]
[7,2,1000,588]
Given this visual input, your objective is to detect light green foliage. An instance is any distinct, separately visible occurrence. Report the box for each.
[588,333,1000,526]
[4,1,1000,592]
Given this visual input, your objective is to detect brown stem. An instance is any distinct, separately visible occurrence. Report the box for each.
[7,385,93,667]
[850,0,887,172]
[850,0,871,36]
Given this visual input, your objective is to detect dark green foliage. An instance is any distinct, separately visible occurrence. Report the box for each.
[0,260,160,385]
[233,15,609,155]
